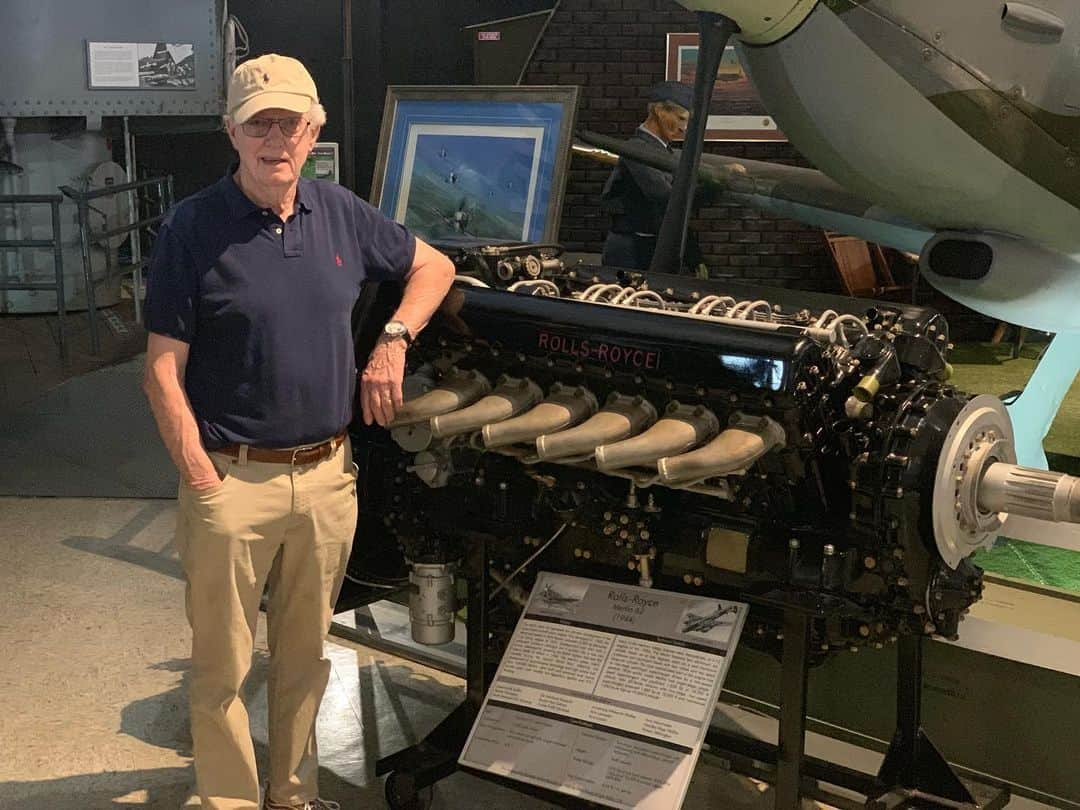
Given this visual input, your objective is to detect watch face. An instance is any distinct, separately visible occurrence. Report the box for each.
[385,321,408,339]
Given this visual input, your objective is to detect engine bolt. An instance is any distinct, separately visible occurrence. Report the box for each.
[619,515,629,525]
[864,556,877,569]
[897,577,909,587]
[499,482,508,490]
[913,604,925,614]
[583,550,592,559]
[859,625,871,637]
[693,576,703,587]
[640,530,650,540]
[573,548,582,558]
[789,538,800,550]
[924,622,937,634]
[627,560,637,570]
[683,574,693,585]
[619,530,629,540]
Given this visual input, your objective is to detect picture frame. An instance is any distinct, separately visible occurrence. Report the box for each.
[665,33,785,142]
[370,85,580,247]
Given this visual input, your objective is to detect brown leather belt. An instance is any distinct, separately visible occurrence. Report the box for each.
[215,431,347,465]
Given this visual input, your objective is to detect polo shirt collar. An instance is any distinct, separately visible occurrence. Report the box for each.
[221,163,313,220]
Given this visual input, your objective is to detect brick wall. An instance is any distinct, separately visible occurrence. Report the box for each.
[523,0,838,293]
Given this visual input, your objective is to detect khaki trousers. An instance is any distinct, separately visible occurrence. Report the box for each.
[175,438,357,810]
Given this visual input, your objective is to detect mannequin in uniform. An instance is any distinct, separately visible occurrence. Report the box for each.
[600,81,703,272]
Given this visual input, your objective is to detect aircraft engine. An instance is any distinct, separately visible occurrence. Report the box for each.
[349,250,1080,662]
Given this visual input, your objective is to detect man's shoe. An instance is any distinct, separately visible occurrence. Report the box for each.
[263,798,340,810]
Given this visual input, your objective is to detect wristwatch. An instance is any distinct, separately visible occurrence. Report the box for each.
[382,319,414,346]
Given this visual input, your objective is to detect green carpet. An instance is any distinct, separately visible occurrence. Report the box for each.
[974,538,1080,592]
[949,341,1080,593]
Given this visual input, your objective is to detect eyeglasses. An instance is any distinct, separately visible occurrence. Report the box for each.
[239,117,308,138]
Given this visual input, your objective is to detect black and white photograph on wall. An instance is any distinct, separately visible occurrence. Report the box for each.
[137,43,195,88]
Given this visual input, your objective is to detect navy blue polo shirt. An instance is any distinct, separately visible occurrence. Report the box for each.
[145,167,416,449]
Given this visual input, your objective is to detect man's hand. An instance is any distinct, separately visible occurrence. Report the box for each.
[186,460,224,492]
[361,336,407,426]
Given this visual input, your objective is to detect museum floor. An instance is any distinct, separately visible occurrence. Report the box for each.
[0,306,1074,808]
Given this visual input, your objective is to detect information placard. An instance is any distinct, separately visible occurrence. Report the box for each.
[459,572,747,809]
[87,42,195,90]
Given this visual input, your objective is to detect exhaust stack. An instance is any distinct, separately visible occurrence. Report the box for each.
[536,394,657,461]
[483,384,598,449]
[390,370,491,427]
[431,377,543,439]
[658,413,785,485]
[596,403,719,471]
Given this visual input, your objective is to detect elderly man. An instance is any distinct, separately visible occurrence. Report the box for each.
[143,54,454,810]
[600,80,700,272]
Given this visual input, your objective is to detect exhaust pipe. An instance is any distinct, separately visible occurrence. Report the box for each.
[483,384,598,449]
[536,393,657,461]
[390,369,491,427]
[431,376,544,439]
[596,403,719,471]
[658,413,785,485]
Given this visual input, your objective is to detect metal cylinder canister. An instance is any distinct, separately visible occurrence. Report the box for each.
[408,562,456,646]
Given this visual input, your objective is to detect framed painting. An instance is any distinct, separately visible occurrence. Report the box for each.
[665,33,786,142]
[370,85,580,246]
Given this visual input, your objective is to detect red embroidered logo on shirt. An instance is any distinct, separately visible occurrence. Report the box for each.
[335,254,343,267]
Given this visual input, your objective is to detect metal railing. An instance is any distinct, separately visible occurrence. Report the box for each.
[60,175,173,354]
[0,194,67,361]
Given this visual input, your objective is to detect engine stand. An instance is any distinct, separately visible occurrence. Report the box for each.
[706,590,1010,810]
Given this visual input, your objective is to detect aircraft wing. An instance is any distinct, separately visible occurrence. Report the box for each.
[575,129,933,255]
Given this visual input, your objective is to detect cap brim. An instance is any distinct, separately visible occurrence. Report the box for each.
[230,91,314,124]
